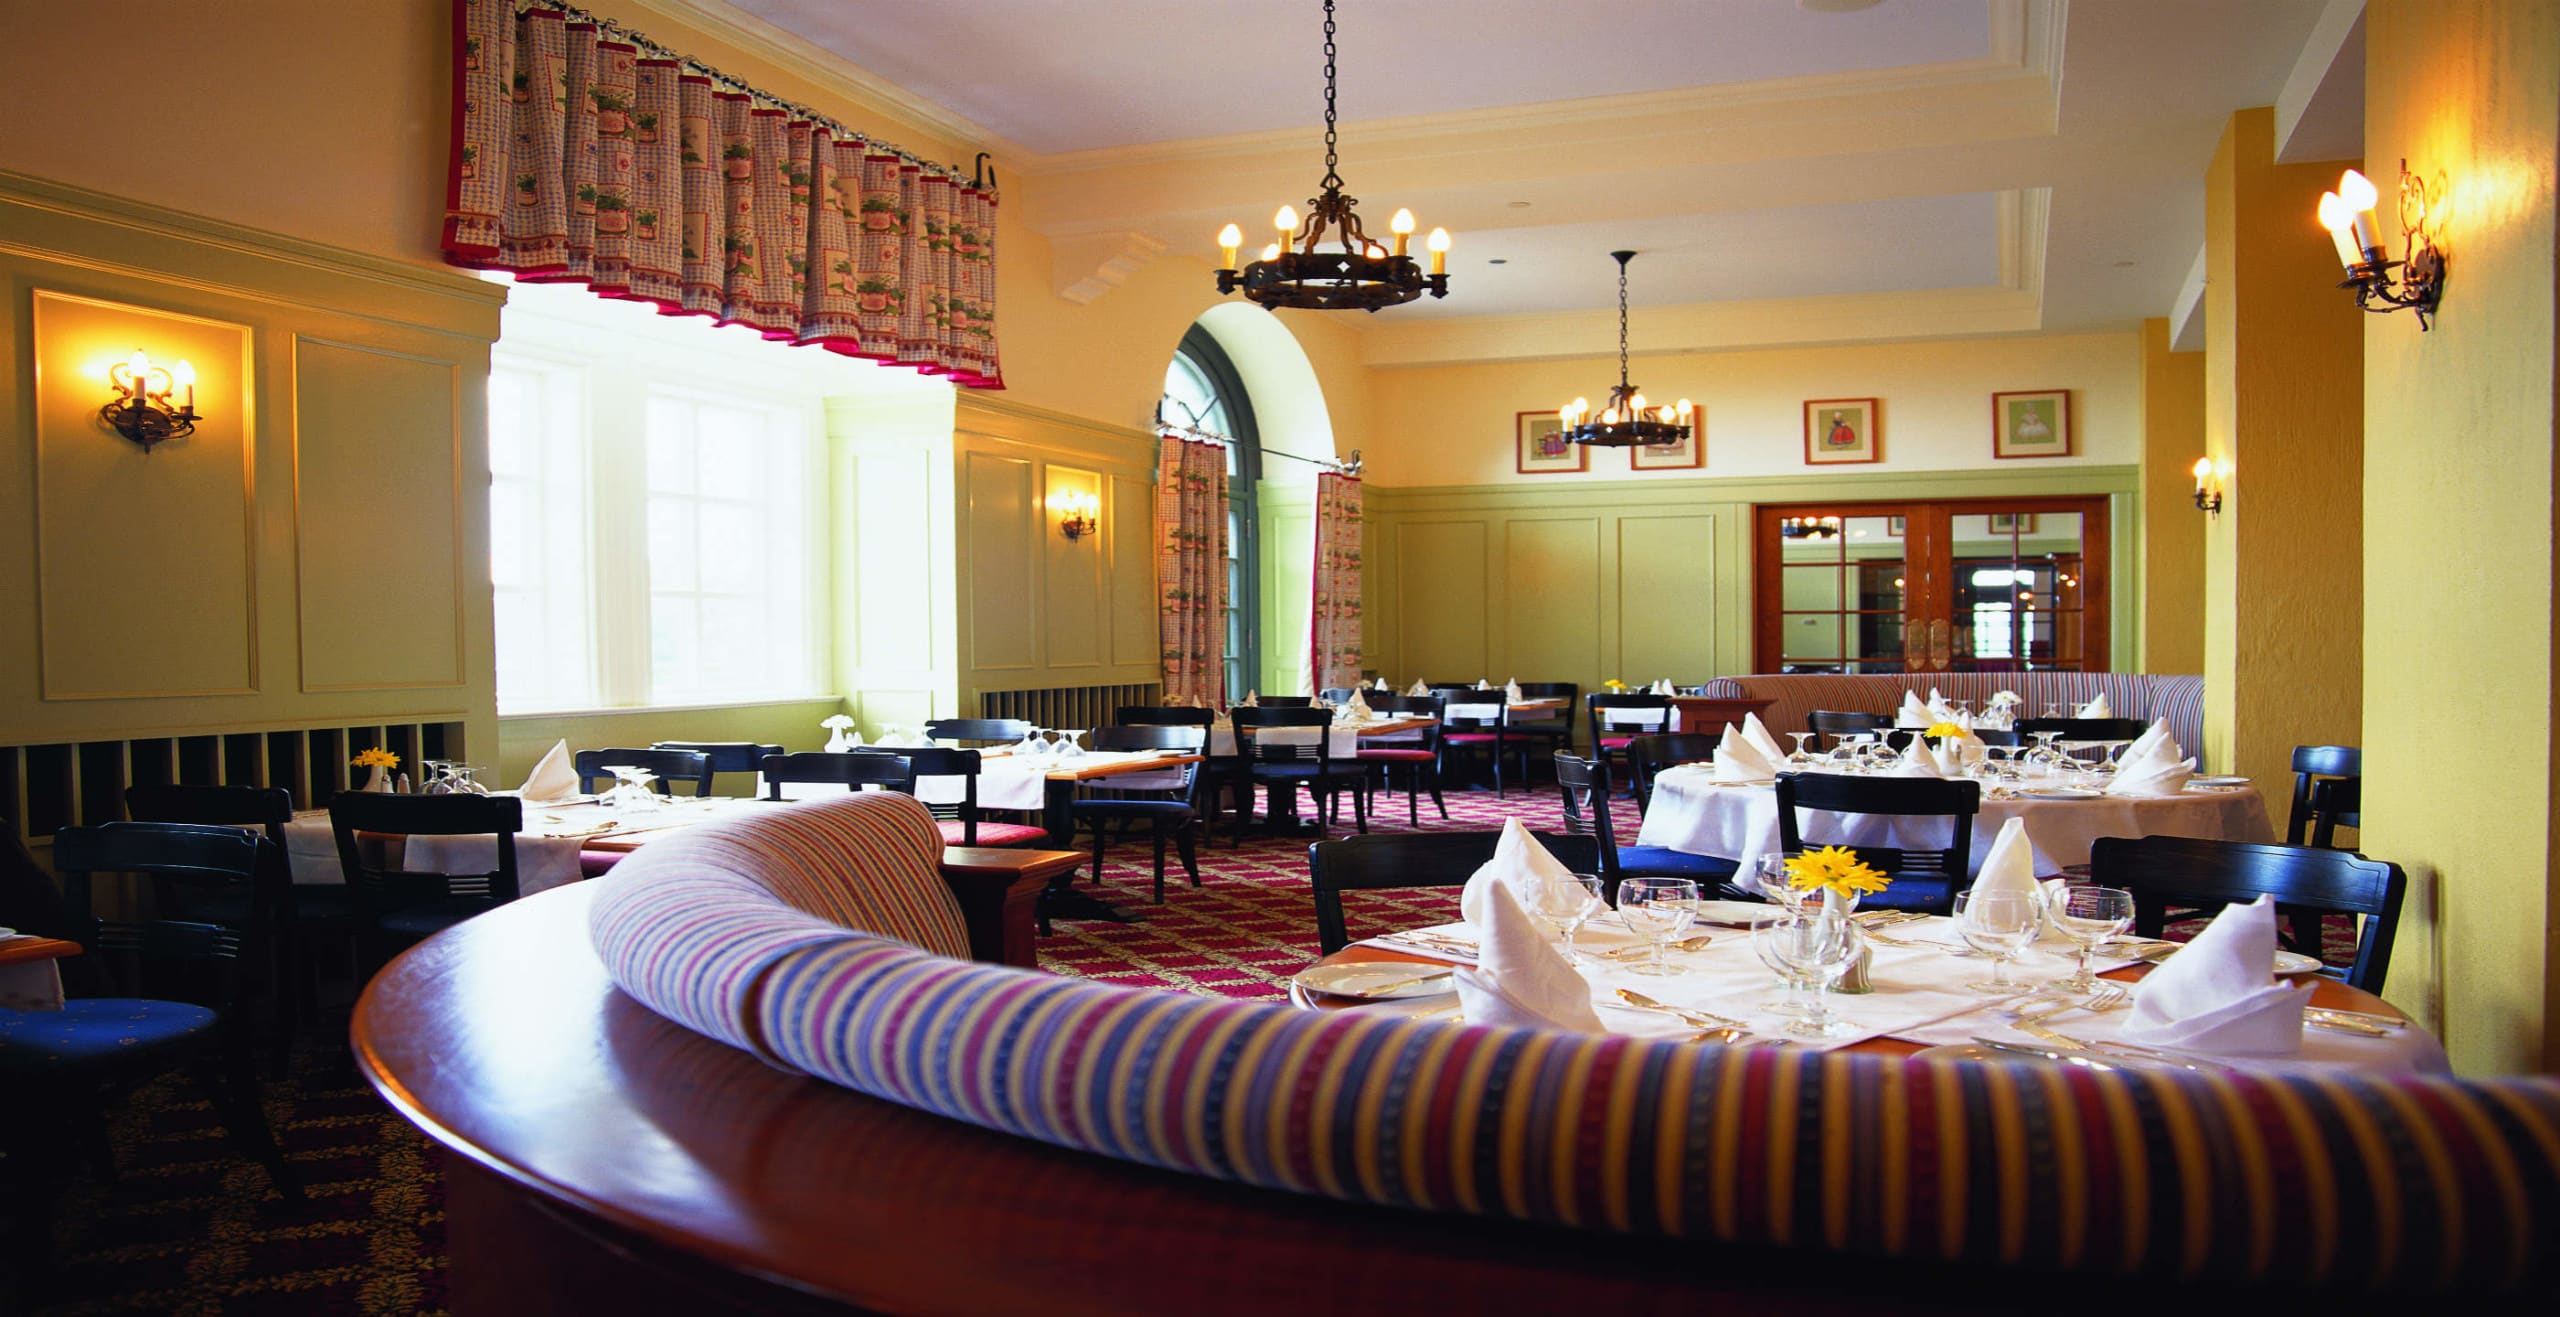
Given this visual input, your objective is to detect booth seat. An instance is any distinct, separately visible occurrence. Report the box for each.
[589,793,2557,1296]
[1700,672,2206,765]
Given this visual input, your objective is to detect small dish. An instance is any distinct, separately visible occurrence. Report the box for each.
[1292,962,1457,1000]
[2022,787,2102,800]
[2188,775,2250,788]
[1674,898,1783,928]
[2273,949,2326,977]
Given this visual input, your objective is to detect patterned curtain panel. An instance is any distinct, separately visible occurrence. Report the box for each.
[1308,473,1364,693]
[441,0,1001,387]
[1155,436,1229,707]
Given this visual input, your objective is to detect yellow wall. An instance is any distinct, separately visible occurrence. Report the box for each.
[2199,108,2365,794]
[1360,332,2142,487]
[2139,318,2207,673]
[2361,0,2560,1072]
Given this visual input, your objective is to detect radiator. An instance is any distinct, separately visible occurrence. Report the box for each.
[978,683,1164,730]
[3,718,467,848]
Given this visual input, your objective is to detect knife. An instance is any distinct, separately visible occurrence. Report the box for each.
[1972,1037,2118,1070]
[1332,970,1451,998]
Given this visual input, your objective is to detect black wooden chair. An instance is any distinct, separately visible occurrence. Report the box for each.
[9,822,300,1227]
[2307,776,2360,849]
[1354,693,1449,826]
[1306,830,1602,955]
[923,718,1034,747]
[123,784,309,1076]
[1435,692,1520,796]
[891,747,1049,848]
[652,740,783,790]
[1118,706,1233,831]
[1229,707,1367,842]
[1809,710,1890,747]
[2286,744,2362,844]
[326,792,525,979]
[1069,726,1206,903]
[573,747,716,797]
[2088,835,2406,993]
[1774,774,1983,914]
[1506,682,1578,776]
[1622,732,1721,814]
[1251,695,1317,708]
[759,750,913,799]
[2015,717,2153,743]
[1586,693,1673,787]
[1554,754,1737,895]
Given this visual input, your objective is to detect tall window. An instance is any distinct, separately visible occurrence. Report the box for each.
[1163,326,1260,698]
[485,277,846,714]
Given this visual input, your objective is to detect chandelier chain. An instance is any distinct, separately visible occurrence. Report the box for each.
[1617,258,1632,389]
[1320,0,1341,193]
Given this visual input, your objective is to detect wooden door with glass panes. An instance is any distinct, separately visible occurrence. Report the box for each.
[1753,498,2109,675]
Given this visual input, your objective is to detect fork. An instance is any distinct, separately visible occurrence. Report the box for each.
[2013,983,2128,1022]
[1613,988,1749,1031]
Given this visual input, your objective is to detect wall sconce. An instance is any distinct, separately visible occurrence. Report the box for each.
[1049,490,1099,541]
[2317,161,2446,330]
[2190,457,2224,516]
[100,348,201,452]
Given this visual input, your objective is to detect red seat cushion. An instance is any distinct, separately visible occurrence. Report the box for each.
[1356,748,1437,762]
[934,820,1049,847]
[1599,735,1636,749]
[1443,733,1499,744]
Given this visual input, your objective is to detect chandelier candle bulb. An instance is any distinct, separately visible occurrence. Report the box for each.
[1427,227,1449,275]
[1390,207,1414,256]
[1275,205,1297,256]
[1218,223,1242,272]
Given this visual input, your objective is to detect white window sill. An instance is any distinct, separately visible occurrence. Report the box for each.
[499,695,842,721]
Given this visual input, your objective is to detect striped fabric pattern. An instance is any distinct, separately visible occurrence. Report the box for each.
[589,793,968,1061]
[736,931,2560,1291]
[1703,674,2206,768]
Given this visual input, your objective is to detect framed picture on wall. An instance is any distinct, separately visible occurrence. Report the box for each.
[1992,389,2073,458]
[1803,398,1880,465]
[1629,414,1703,470]
[1988,512,2041,534]
[1887,515,1906,537]
[1515,411,1586,474]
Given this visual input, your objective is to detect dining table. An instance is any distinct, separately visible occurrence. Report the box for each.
[1209,715,1438,841]
[0,933,81,1011]
[1634,764,2277,877]
[1291,913,2444,1073]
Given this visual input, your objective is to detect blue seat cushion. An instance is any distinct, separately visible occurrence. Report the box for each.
[0,999,218,1074]
[1857,877,1956,913]
[1613,847,1740,881]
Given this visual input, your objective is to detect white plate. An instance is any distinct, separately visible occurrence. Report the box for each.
[1674,898,1781,928]
[1705,778,1775,788]
[1292,962,1457,1000]
[2274,950,2326,977]
[2022,787,2102,800]
[2189,774,2250,787]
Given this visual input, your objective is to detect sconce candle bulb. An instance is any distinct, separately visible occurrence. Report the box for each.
[100,348,201,453]
[1049,490,1100,542]
[2191,457,2223,516]
[2317,160,2446,329]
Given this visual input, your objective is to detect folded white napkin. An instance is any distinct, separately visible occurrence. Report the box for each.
[1897,689,1934,728]
[1460,818,1584,928]
[1651,678,1676,696]
[1713,725,1777,783]
[2119,895,2308,1056]
[1336,691,1374,724]
[1452,881,1604,1033]
[1503,680,1525,704]
[2105,719,2195,796]
[1926,687,1959,722]
[1240,690,1259,706]
[1475,678,1492,690]
[1406,678,1429,697]
[1373,677,1392,691]
[1972,816,2040,901]
[1739,712,1790,765]
[519,739,579,802]
[2077,692,2112,718]
[1886,739,1951,777]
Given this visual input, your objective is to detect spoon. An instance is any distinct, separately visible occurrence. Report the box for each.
[1614,988,1747,1031]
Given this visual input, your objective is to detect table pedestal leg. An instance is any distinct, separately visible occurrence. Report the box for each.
[1038,777,1139,924]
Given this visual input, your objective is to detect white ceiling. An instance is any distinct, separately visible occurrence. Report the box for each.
[700,0,2347,355]
[722,0,1998,155]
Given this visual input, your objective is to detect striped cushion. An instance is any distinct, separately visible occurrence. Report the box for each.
[589,793,971,1063]
[719,931,2560,1291]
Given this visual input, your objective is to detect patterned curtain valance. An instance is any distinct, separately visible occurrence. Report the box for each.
[440,0,1001,387]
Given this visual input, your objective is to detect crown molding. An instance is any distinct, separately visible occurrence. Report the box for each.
[617,0,1029,167]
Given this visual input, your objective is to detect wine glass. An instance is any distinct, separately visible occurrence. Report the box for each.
[1751,852,1806,913]
[1954,887,2043,994]
[1543,872,1609,966]
[1841,732,1877,774]
[1784,731,1817,768]
[419,759,457,794]
[2045,886,2134,994]
[1616,877,1700,977]
[602,765,661,813]
[1753,909,1861,1037]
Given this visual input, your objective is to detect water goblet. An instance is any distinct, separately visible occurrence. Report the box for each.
[2045,886,2134,994]
[1784,731,1818,767]
[1616,877,1701,977]
[1754,909,1862,1037]
[1954,888,2043,994]
[602,765,662,813]
[1752,852,1808,914]
[1544,872,1609,966]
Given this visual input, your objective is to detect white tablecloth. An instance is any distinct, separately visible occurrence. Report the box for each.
[1353,915,2444,1071]
[1206,726,1373,758]
[759,749,1192,810]
[1633,767,2276,874]
[0,937,64,1011]
[283,805,603,896]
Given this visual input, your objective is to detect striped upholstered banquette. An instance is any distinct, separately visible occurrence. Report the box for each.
[591,793,2559,1294]
[1702,673,2207,767]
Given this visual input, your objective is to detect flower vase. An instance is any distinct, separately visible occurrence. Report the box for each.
[363,765,392,793]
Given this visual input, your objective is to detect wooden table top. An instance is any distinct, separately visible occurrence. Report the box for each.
[356,884,2214,1314]
[0,936,81,968]
[939,846,1086,882]
[1298,941,2406,1057]
[1042,752,1202,782]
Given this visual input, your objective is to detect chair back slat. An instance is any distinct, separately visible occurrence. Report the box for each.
[2015,717,2153,743]
[1306,830,1601,954]
[1086,726,1205,800]
[1773,774,1982,912]
[1809,710,1891,741]
[574,747,716,797]
[2287,743,2362,844]
[1230,707,1336,766]
[1552,755,1626,888]
[52,821,273,1010]
[651,740,785,776]
[1586,694,1673,750]
[759,751,913,798]
[326,792,525,919]
[2088,835,2405,992]
[926,718,1034,746]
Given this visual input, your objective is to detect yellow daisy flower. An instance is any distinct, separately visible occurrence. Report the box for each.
[1784,845,1890,898]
